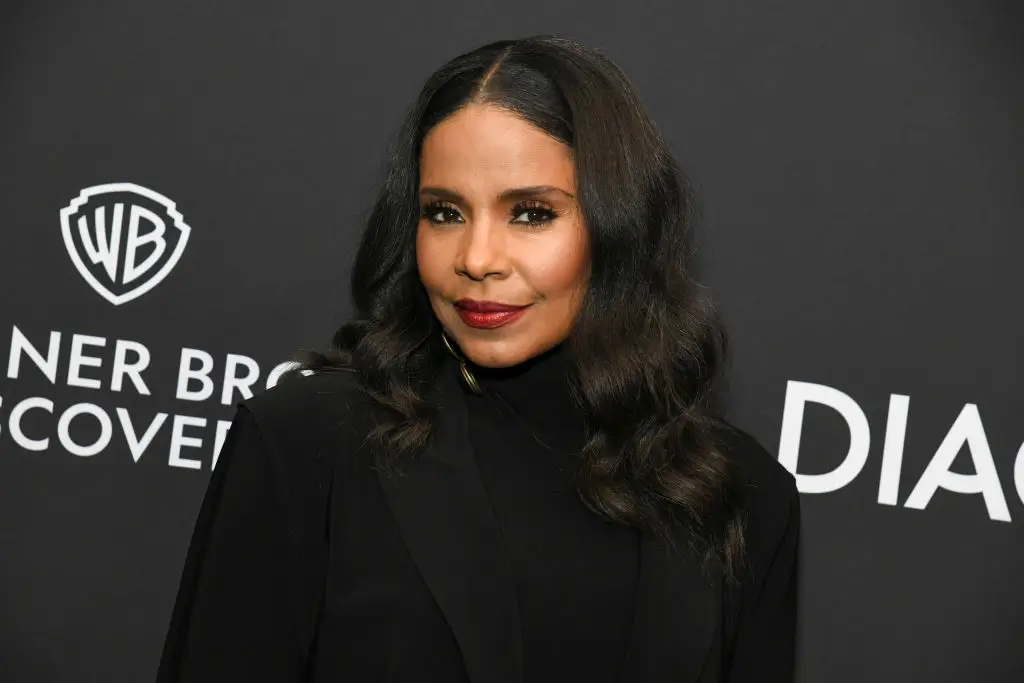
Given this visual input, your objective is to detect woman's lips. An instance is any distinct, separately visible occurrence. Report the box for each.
[454,299,530,329]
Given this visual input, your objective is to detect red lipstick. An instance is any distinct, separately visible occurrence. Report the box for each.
[454,299,530,329]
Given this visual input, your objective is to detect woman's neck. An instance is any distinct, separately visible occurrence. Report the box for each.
[470,343,571,387]
[464,342,585,446]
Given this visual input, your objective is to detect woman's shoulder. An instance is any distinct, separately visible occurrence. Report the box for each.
[712,422,801,636]
[712,421,799,539]
[713,421,796,495]
[237,368,375,454]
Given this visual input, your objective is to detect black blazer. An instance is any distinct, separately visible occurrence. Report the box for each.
[157,364,800,683]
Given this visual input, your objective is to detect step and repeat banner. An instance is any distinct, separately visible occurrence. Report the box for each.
[1,1,1021,681]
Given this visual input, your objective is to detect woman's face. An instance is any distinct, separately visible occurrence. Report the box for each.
[416,103,589,369]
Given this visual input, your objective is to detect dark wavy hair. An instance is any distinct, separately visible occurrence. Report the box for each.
[294,35,747,581]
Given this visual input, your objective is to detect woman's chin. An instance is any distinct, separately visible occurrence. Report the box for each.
[458,337,560,369]
[463,348,527,369]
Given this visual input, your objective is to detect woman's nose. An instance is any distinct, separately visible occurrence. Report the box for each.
[457,218,509,281]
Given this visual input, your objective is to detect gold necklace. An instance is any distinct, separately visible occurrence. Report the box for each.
[440,330,482,395]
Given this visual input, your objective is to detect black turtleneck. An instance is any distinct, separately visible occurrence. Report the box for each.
[460,344,640,683]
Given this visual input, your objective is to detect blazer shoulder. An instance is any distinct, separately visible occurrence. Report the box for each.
[237,368,374,456]
[715,422,795,493]
[714,421,801,580]
[714,421,798,523]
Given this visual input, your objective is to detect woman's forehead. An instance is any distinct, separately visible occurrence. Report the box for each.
[420,104,575,194]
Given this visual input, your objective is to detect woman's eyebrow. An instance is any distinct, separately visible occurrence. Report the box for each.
[419,185,576,202]
[500,185,576,202]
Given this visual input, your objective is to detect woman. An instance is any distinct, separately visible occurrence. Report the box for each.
[157,35,800,683]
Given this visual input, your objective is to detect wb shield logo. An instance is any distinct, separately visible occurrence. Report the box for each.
[60,183,191,306]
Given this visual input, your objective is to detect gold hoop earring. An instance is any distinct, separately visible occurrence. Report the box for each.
[441,330,482,395]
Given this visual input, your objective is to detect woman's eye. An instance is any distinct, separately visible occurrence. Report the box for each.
[423,205,462,224]
[511,206,556,225]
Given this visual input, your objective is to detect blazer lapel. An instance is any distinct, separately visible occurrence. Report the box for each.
[375,363,524,683]
[618,533,723,681]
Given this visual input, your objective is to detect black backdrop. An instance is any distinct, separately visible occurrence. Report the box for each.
[1,1,1022,681]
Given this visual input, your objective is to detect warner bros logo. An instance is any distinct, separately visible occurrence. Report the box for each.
[60,183,191,306]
